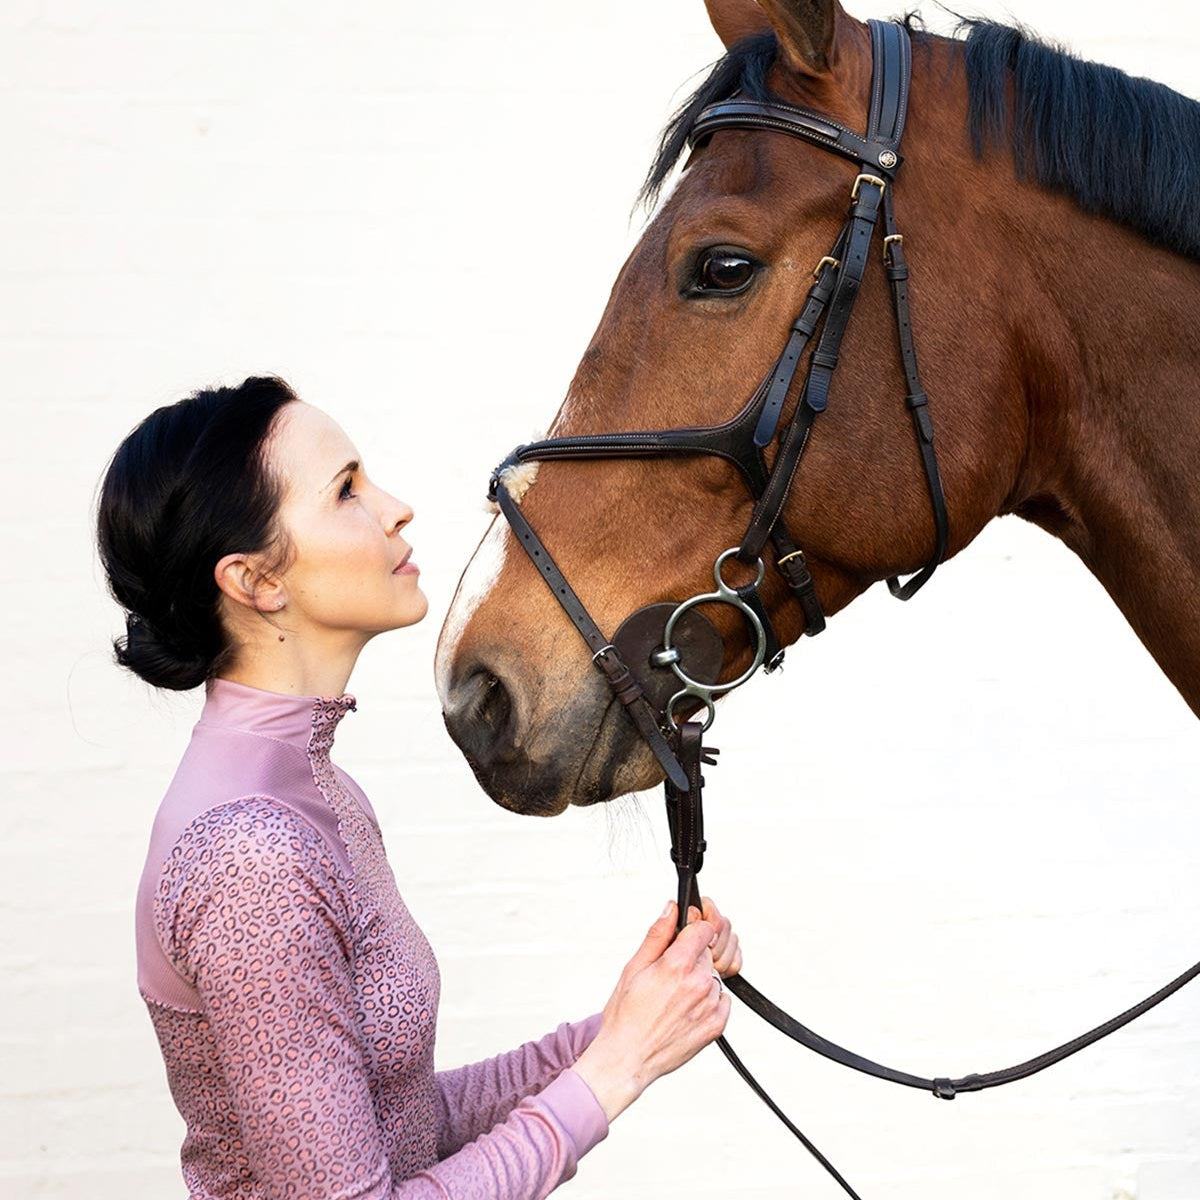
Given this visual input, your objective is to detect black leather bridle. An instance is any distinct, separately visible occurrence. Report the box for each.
[485,21,1200,1196]
[490,20,946,775]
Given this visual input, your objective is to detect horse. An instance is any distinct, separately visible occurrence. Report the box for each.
[435,0,1200,817]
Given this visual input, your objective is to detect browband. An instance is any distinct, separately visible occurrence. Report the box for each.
[690,99,904,176]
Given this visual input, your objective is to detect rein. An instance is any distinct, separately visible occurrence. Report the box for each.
[486,21,1200,1194]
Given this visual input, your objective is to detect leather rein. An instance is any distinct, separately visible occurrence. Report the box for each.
[485,22,1200,1195]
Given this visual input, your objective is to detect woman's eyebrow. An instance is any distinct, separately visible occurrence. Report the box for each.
[326,460,359,488]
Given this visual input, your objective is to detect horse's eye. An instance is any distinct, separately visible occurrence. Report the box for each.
[694,249,758,295]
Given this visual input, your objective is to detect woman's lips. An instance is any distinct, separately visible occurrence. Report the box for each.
[394,550,418,576]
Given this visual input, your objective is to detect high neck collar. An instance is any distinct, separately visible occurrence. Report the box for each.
[200,677,357,752]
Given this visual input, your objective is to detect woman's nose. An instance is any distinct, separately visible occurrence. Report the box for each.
[383,492,413,534]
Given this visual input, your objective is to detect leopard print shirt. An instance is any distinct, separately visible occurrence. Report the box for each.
[136,678,605,1199]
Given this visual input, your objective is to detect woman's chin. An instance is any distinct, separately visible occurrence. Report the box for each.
[393,588,429,629]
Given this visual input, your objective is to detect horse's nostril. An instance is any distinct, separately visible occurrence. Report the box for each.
[476,672,511,739]
[443,665,520,766]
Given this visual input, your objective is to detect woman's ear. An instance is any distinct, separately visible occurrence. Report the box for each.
[215,553,286,613]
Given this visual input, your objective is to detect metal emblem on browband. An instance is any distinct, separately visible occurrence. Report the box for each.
[658,548,768,731]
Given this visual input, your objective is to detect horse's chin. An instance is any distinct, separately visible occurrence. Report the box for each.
[460,703,662,816]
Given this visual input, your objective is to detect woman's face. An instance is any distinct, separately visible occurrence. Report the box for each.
[267,401,427,639]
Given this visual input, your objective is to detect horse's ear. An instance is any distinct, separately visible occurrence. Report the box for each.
[755,0,844,76]
[704,0,771,49]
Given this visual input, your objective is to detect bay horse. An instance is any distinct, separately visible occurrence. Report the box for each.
[436,0,1200,817]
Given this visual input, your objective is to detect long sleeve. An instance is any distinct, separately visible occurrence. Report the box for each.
[153,798,607,1200]
[435,1014,603,1156]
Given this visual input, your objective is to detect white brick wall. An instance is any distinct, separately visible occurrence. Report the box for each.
[2,2,1197,1197]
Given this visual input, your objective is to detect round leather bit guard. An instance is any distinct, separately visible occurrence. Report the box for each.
[612,602,724,715]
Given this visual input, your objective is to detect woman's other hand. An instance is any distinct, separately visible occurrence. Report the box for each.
[688,896,742,979]
[571,901,730,1123]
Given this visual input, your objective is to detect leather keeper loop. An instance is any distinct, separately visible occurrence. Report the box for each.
[778,554,815,591]
[914,407,934,443]
[776,555,826,635]
[593,650,644,707]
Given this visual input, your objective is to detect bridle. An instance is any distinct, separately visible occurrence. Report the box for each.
[485,21,1200,1196]
[491,19,946,765]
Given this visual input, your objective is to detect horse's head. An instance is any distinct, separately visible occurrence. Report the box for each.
[438,0,1028,814]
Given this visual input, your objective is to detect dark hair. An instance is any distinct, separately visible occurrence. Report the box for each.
[97,375,299,690]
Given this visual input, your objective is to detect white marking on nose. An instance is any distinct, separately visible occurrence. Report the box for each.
[435,517,512,709]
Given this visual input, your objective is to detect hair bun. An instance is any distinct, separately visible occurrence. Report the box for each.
[97,376,298,692]
[116,613,211,692]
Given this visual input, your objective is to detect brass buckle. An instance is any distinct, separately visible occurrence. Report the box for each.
[811,256,840,280]
[851,173,886,201]
[882,233,904,264]
[776,549,807,567]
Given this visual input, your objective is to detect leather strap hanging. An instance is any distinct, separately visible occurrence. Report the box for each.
[666,724,866,1200]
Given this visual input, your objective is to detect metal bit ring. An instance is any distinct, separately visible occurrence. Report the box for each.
[662,548,768,730]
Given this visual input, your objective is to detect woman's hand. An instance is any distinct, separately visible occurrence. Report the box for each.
[572,901,730,1122]
[688,896,742,979]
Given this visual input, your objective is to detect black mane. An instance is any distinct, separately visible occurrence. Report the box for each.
[642,19,1200,261]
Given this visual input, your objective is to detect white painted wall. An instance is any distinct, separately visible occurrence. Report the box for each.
[2,1,1198,1197]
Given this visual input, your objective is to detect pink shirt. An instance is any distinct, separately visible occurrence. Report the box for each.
[136,678,606,1199]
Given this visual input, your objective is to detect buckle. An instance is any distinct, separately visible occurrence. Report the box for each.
[851,173,887,201]
[811,255,840,280]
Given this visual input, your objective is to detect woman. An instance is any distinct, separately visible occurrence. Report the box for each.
[97,376,741,1199]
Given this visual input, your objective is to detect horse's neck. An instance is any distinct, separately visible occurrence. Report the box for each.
[1010,222,1200,715]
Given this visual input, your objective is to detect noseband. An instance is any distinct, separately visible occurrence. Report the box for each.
[486,21,1200,1196]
